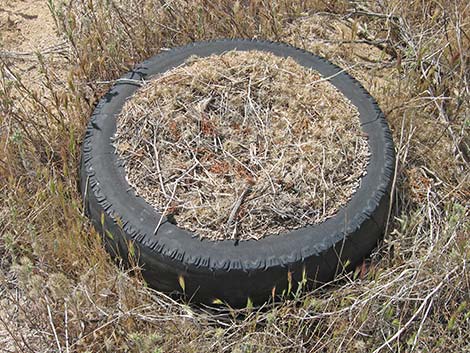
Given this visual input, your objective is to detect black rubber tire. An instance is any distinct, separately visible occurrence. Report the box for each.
[80,39,395,308]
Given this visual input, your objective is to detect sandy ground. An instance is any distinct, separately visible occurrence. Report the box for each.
[1,0,66,86]
[1,0,58,50]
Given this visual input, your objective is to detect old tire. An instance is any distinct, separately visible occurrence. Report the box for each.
[80,39,395,307]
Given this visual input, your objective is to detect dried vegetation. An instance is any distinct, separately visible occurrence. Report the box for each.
[115,50,368,241]
[0,0,468,352]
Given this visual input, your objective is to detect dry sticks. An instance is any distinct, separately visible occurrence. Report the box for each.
[114,50,369,241]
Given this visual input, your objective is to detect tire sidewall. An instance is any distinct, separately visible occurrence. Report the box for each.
[80,39,395,306]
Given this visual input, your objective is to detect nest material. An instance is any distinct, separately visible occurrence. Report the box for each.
[114,50,370,241]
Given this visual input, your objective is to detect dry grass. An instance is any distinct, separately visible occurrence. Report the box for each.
[0,0,468,352]
[115,50,368,241]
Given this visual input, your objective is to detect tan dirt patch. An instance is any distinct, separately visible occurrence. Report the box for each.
[1,0,57,51]
[0,0,67,88]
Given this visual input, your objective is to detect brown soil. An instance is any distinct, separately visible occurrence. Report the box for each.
[115,50,369,241]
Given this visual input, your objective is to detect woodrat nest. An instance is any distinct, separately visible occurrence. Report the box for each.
[114,50,370,241]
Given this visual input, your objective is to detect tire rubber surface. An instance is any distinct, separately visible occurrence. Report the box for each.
[80,39,395,307]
